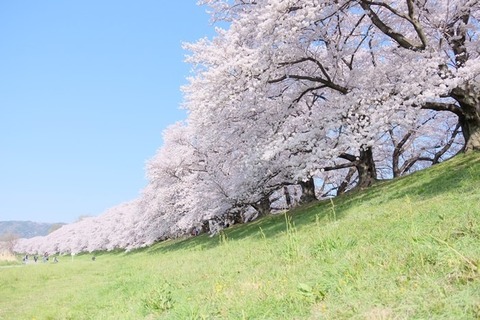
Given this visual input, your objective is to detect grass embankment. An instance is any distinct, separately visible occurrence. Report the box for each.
[1,153,479,319]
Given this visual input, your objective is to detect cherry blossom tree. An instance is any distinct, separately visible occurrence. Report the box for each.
[15,0,479,254]
[0,233,19,254]
[14,200,145,254]
[194,0,479,172]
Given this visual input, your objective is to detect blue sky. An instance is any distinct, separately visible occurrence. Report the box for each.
[0,1,215,223]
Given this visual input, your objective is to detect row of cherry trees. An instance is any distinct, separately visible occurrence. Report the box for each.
[16,0,478,254]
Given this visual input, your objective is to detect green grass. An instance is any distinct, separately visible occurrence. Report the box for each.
[1,153,479,319]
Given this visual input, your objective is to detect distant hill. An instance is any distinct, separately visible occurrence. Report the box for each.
[0,221,65,239]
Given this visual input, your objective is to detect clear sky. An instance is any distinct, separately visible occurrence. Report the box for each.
[0,1,215,223]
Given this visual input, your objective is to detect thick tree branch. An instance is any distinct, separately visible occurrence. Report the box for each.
[432,122,463,162]
[392,130,414,177]
[292,85,327,105]
[420,101,464,118]
[338,152,357,163]
[400,156,433,174]
[406,0,428,48]
[359,0,425,50]
[268,74,348,94]
[337,167,357,195]
[278,57,333,83]
[445,8,471,67]
[322,161,357,171]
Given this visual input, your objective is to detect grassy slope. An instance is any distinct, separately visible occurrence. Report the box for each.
[1,153,479,319]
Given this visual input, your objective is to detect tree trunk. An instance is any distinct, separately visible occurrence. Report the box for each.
[391,130,413,178]
[252,195,271,217]
[355,147,377,189]
[337,167,356,195]
[461,112,480,152]
[451,78,480,152]
[299,177,316,204]
[283,186,292,208]
[443,12,480,152]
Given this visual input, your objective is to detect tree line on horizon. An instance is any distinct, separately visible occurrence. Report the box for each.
[15,0,480,254]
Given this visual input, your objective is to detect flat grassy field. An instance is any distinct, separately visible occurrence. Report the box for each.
[1,153,479,319]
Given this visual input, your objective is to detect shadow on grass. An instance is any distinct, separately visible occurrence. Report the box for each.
[139,153,480,255]
[338,153,480,209]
